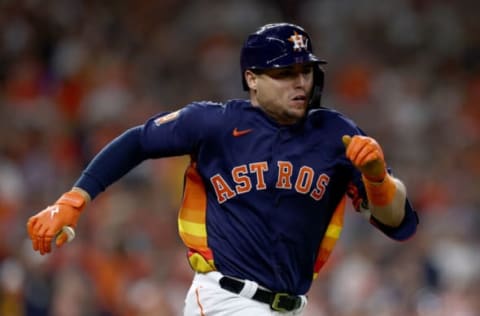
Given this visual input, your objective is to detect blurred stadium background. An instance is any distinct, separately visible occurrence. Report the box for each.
[1,0,479,315]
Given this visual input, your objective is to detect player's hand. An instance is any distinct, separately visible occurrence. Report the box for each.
[342,135,387,182]
[26,190,87,255]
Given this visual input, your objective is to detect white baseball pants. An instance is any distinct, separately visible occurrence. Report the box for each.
[183,271,307,316]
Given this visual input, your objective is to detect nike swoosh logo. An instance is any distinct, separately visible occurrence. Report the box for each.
[232,128,253,137]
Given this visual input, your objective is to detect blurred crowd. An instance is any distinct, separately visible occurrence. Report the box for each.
[1,0,479,315]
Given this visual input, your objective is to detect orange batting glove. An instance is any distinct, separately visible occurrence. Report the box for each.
[342,135,387,182]
[26,189,88,255]
[343,135,397,206]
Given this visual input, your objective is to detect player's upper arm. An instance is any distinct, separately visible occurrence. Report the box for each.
[140,102,223,158]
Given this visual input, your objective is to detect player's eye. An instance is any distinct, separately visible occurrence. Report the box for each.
[264,65,313,79]
[271,69,294,78]
[301,66,313,74]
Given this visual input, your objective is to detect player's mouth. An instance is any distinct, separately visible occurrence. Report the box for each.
[290,94,308,107]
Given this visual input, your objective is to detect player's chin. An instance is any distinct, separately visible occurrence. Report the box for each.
[288,102,308,116]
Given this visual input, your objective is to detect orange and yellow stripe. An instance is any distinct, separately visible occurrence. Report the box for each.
[313,196,346,279]
[178,162,216,272]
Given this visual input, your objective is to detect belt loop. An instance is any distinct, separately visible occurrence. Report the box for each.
[238,279,258,299]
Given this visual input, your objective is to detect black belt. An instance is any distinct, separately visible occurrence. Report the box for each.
[219,276,302,312]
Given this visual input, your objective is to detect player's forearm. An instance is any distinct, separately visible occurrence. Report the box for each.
[366,176,406,227]
[73,126,150,200]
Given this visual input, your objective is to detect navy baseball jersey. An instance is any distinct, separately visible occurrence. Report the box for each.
[74,99,417,295]
[137,99,418,295]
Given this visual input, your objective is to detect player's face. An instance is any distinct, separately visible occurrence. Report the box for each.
[247,63,314,125]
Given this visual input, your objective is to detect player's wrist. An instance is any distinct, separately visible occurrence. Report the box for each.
[56,189,88,212]
[362,169,387,183]
[71,187,91,204]
[360,159,387,183]
[362,173,396,206]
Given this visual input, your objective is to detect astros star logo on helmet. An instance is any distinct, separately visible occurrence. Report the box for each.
[288,31,308,51]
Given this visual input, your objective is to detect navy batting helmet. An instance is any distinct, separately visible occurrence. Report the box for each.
[240,23,327,108]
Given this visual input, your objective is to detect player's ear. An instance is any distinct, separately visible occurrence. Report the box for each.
[245,70,258,90]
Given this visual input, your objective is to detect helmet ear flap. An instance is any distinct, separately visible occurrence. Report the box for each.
[309,66,325,109]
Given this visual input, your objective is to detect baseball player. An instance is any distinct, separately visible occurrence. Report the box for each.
[27,23,418,315]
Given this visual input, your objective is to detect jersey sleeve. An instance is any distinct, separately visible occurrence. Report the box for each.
[73,102,217,200]
[140,102,213,157]
[369,198,418,241]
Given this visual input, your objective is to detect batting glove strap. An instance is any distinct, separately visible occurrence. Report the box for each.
[56,190,87,211]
